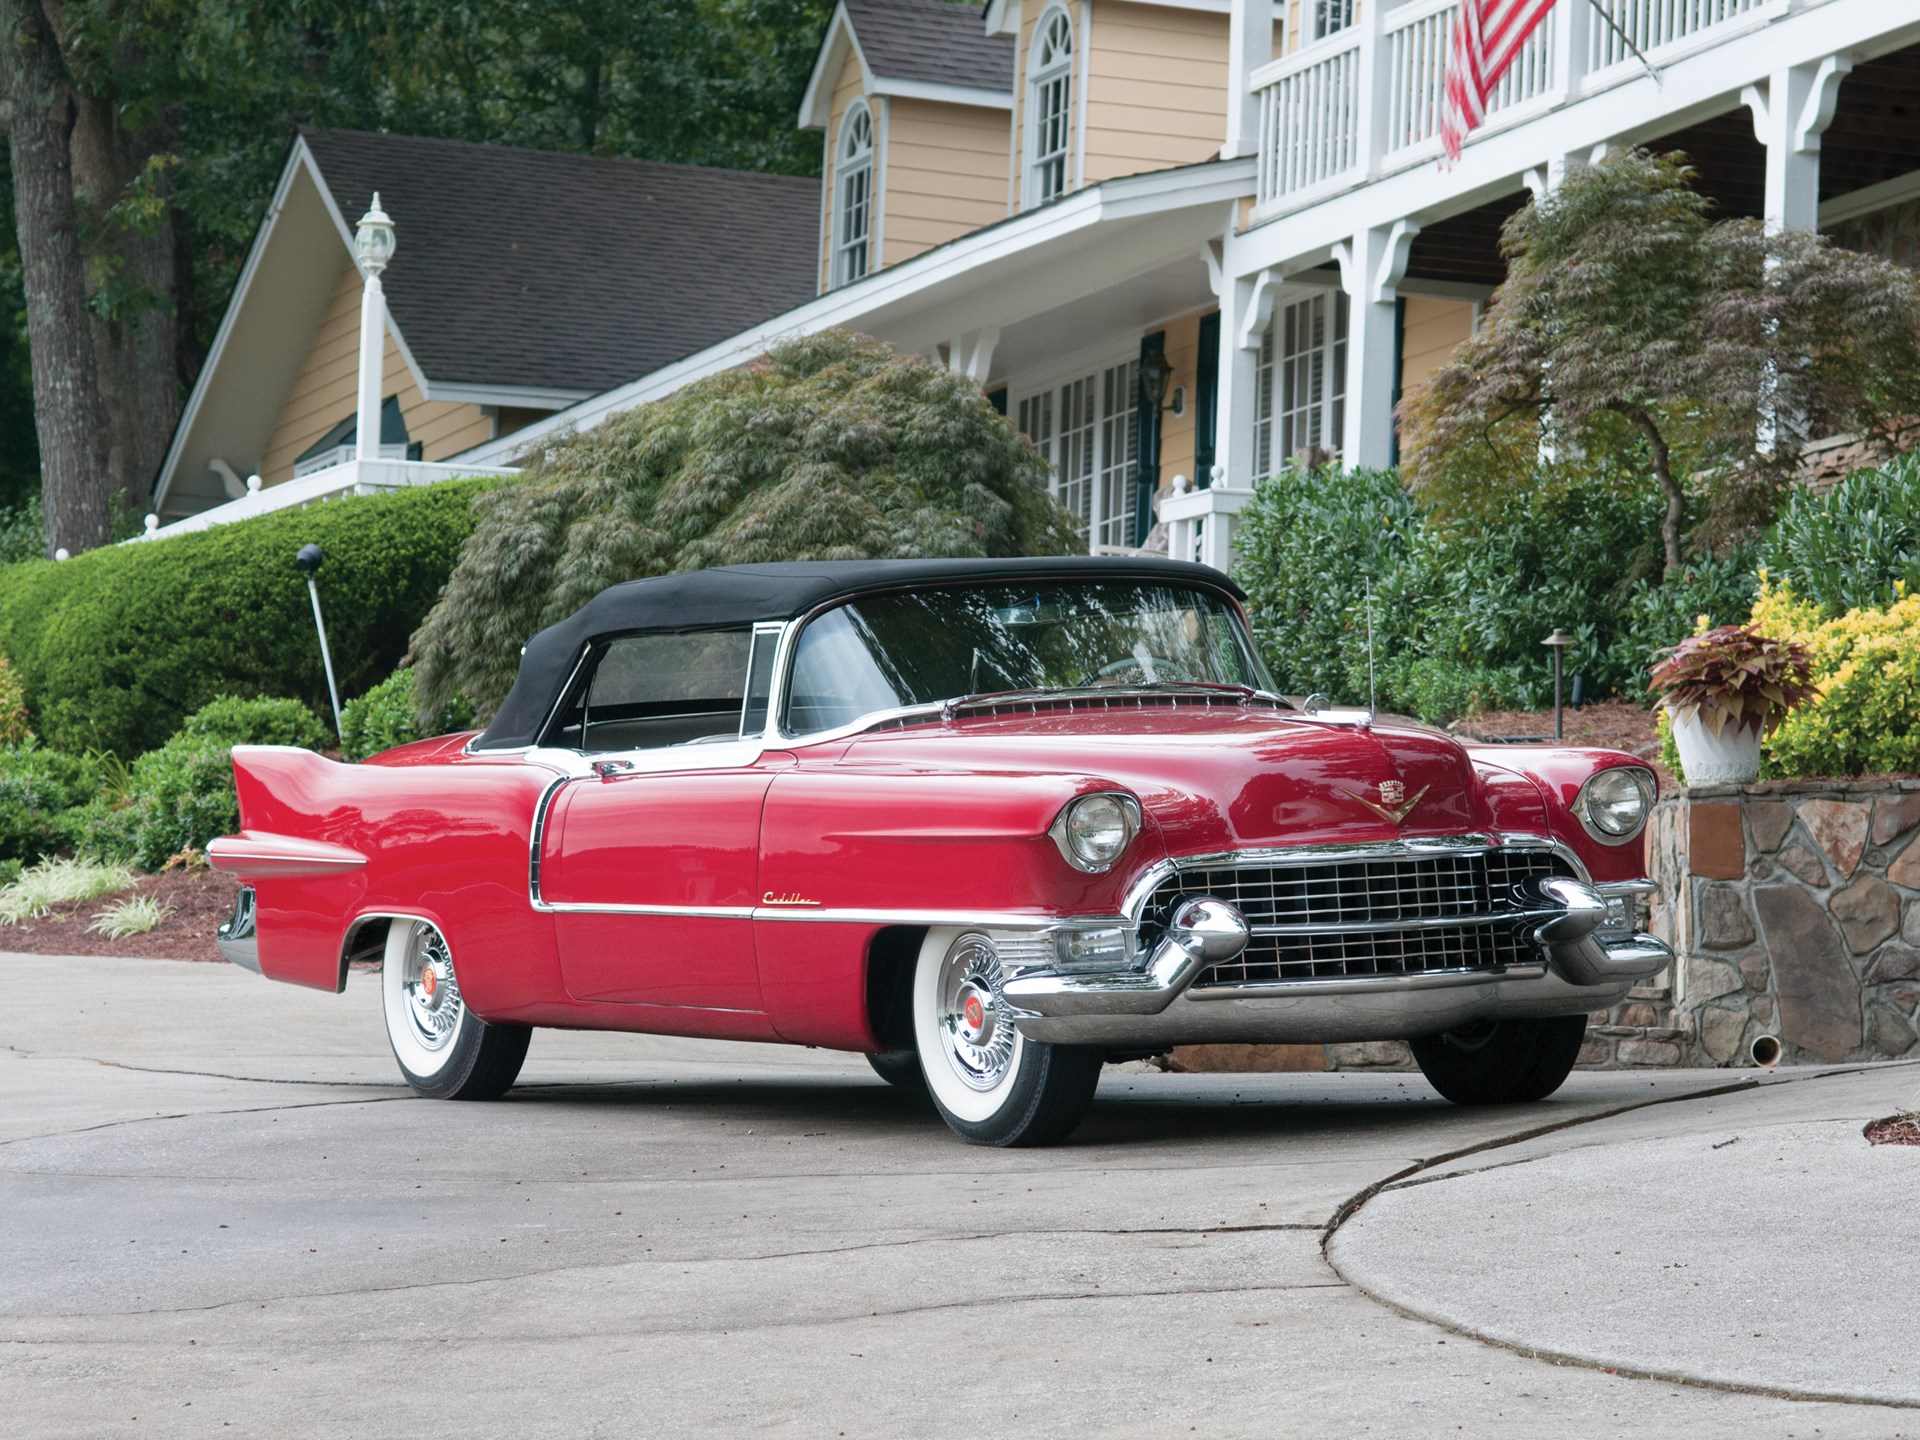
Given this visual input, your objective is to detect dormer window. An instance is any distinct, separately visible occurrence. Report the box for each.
[833,102,875,287]
[1027,7,1074,207]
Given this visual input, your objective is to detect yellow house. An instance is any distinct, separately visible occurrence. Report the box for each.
[152,129,819,521]
[161,0,1920,574]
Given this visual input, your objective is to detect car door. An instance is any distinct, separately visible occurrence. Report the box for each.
[536,627,778,1012]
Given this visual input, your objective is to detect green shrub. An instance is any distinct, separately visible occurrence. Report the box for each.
[0,656,30,747]
[339,668,476,762]
[176,695,333,750]
[411,330,1080,719]
[88,695,331,869]
[0,741,100,863]
[1762,449,1920,617]
[1751,580,1920,777]
[0,478,493,758]
[1232,466,1708,719]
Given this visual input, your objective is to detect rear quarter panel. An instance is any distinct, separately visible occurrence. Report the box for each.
[223,746,562,1013]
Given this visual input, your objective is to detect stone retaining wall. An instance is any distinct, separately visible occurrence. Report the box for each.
[1630,780,1920,1067]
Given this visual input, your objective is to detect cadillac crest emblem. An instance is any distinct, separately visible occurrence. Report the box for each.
[1342,779,1430,826]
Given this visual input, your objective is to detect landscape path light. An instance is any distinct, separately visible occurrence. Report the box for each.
[297,543,344,741]
[1542,627,1575,741]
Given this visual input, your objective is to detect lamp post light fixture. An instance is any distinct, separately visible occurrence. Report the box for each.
[353,193,396,465]
[1134,337,1177,548]
[1542,627,1576,741]
[297,543,345,741]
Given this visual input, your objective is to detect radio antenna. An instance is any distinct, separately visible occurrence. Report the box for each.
[1365,579,1377,717]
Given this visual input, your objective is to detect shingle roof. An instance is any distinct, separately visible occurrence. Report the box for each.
[842,0,1012,93]
[300,129,820,394]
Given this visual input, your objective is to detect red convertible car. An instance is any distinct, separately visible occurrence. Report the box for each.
[213,557,1668,1145]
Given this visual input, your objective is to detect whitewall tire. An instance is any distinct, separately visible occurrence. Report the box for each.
[380,919,531,1101]
[911,927,1102,1146]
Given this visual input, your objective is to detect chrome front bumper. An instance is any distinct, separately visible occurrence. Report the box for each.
[216,885,261,974]
[1001,876,1671,1048]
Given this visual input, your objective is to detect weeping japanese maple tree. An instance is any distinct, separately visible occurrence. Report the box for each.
[1399,149,1920,577]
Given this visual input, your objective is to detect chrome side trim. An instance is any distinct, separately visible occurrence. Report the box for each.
[527,773,579,911]
[748,906,1124,928]
[542,901,756,919]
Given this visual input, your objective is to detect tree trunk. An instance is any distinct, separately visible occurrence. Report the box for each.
[70,85,182,518]
[1619,404,1684,579]
[0,0,110,554]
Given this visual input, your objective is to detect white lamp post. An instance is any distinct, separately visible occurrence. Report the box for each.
[353,193,396,465]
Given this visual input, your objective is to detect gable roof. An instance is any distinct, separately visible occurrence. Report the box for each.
[800,0,1013,128]
[843,0,1013,92]
[300,128,821,394]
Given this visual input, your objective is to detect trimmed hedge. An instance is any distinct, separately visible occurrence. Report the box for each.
[0,479,492,757]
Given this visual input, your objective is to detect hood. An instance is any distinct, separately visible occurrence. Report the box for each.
[837,704,1522,856]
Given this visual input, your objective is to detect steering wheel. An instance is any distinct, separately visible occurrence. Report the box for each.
[1081,654,1198,685]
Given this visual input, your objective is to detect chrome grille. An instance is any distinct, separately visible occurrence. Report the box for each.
[1141,845,1575,986]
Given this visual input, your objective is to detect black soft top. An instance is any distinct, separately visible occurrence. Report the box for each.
[473,556,1245,749]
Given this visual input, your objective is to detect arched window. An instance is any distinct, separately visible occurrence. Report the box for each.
[833,102,875,288]
[1027,8,1074,206]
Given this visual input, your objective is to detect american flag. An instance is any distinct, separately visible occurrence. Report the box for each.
[1440,0,1560,162]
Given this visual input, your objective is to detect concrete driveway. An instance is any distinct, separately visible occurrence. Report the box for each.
[3,952,1915,1438]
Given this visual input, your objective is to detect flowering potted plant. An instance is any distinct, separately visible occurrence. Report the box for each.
[1648,624,1817,784]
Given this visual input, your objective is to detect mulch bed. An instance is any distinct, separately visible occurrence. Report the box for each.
[1446,700,1662,756]
[0,868,238,962]
[1865,1115,1920,1147]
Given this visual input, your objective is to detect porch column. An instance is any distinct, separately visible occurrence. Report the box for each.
[1336,221,1417,471]
[1223,0,1270,160]
[1743,56,1852,234]
[1212,227,1270,487]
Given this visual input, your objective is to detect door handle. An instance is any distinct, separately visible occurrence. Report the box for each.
[591,759,635,779]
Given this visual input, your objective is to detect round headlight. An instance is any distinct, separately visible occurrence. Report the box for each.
[1059,793,1138,871]
[1583,768,1651,839]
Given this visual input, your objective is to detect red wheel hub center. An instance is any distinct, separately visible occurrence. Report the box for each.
[421,967,437,998]
[963,994,985,1030]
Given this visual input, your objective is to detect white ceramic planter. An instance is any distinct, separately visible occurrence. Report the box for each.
[1667,706,1762,785]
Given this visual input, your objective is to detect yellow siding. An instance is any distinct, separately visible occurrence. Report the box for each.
[882,97,1010,266]
[821,47,870,292]
[1399,295,1475,402]
[1083,3,1230,185]
[259,264,493,483]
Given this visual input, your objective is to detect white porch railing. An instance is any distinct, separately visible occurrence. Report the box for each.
[137,458,512,543]
[1159,474,1259,575]
[1252,0,1776,218]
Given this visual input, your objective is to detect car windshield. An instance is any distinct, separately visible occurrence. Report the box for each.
[783,580,1275,734]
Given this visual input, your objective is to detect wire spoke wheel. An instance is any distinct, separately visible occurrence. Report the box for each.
[380,918,531,1101]
[912,928,1102,1147]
